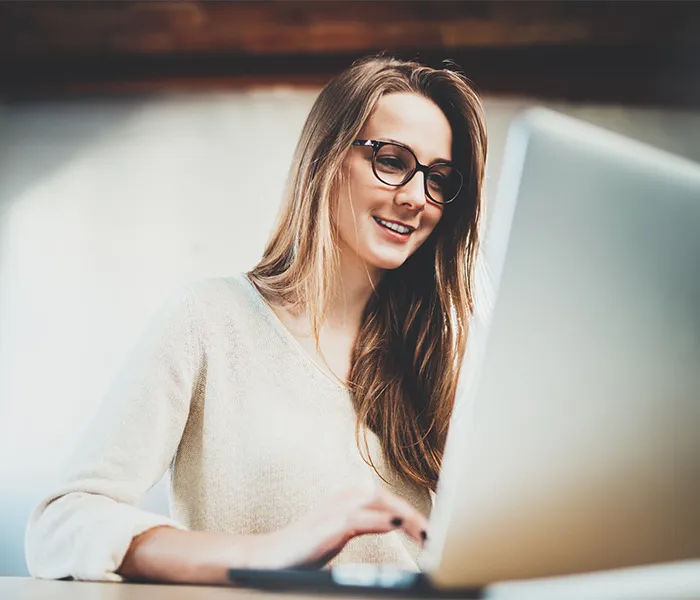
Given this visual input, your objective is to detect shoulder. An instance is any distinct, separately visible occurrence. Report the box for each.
[184,273,257,308]
[178,273,270,330]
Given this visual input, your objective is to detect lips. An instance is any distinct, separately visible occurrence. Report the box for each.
[373,216,415,235]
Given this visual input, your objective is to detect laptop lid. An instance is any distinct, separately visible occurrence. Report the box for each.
[424,108,700,587]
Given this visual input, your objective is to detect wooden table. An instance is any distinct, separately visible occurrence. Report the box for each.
[4,565,700,600]
[2,578,288,600]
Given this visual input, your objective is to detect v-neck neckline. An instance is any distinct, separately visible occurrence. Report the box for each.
[240,273,350,394]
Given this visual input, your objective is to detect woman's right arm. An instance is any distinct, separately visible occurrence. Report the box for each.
[119,485,429,584]
[25,285,205,582]
[117,526,257,584]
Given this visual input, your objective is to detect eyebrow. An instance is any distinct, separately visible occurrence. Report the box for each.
[382,137,454,166]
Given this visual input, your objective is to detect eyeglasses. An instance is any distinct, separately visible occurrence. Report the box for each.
[352,139,463,205]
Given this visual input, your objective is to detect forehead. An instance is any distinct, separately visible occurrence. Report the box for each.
[360,92,453,163]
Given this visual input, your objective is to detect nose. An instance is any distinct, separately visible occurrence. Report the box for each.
[394,170,427,212]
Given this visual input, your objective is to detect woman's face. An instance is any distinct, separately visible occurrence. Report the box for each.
[336,92,453,274]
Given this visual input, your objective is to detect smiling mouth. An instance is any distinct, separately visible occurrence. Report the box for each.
[373,217,414,235]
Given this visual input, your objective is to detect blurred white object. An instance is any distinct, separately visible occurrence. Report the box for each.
[487,560,700,600]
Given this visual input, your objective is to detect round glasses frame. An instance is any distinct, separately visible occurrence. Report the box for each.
[352,139,463,205]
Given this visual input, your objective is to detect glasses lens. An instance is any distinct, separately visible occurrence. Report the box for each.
[426,165,463,203]
[373,143,416,186]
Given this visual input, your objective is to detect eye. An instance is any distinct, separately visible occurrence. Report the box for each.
[376,155,407,173]
[427,172,447,190]
[374,143,414,177]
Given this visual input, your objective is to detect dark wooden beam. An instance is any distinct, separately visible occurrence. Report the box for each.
[3,1,699,55]
[1,1,699,106]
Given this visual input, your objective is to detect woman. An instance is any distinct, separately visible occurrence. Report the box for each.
[25,55,487,584]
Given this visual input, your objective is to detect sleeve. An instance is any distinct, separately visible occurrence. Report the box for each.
[25,284,205,582]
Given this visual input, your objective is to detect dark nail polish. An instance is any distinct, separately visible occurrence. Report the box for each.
[420,530,428,541]
[391,517,403,527]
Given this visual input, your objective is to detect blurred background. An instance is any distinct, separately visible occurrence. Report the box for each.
[0,0,699,577]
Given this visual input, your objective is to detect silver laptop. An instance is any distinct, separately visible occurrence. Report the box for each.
[229,108,700,597]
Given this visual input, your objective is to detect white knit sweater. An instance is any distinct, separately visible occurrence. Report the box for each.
[25,274,431,582]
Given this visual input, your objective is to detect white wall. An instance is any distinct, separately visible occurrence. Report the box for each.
[1,89,698,576]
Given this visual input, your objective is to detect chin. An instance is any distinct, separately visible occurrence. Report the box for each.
[363,248,411,271]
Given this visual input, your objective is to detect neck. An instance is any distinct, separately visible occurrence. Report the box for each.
[325,247,382,332]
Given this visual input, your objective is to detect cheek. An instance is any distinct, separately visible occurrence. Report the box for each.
[346,156,387,209]
[423,205,445,234]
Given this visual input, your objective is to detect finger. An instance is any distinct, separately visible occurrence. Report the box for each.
[323,487,429,546]
[291,508,403,570]
[346,507,407,538]
[364,486,430,545]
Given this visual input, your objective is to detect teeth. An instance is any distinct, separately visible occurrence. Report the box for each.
[376,218,411,234]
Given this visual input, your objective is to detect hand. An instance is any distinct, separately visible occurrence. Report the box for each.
[248,486,429,570]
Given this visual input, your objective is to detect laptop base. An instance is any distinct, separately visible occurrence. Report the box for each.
[228,565,482,598]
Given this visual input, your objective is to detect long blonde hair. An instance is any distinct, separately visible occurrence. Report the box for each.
[249,56,487,491]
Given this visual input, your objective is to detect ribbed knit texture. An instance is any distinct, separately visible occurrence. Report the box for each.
[25,274,431,581]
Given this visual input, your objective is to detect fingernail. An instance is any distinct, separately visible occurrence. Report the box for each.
[391,517,403,527]
[420,530,427,542]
